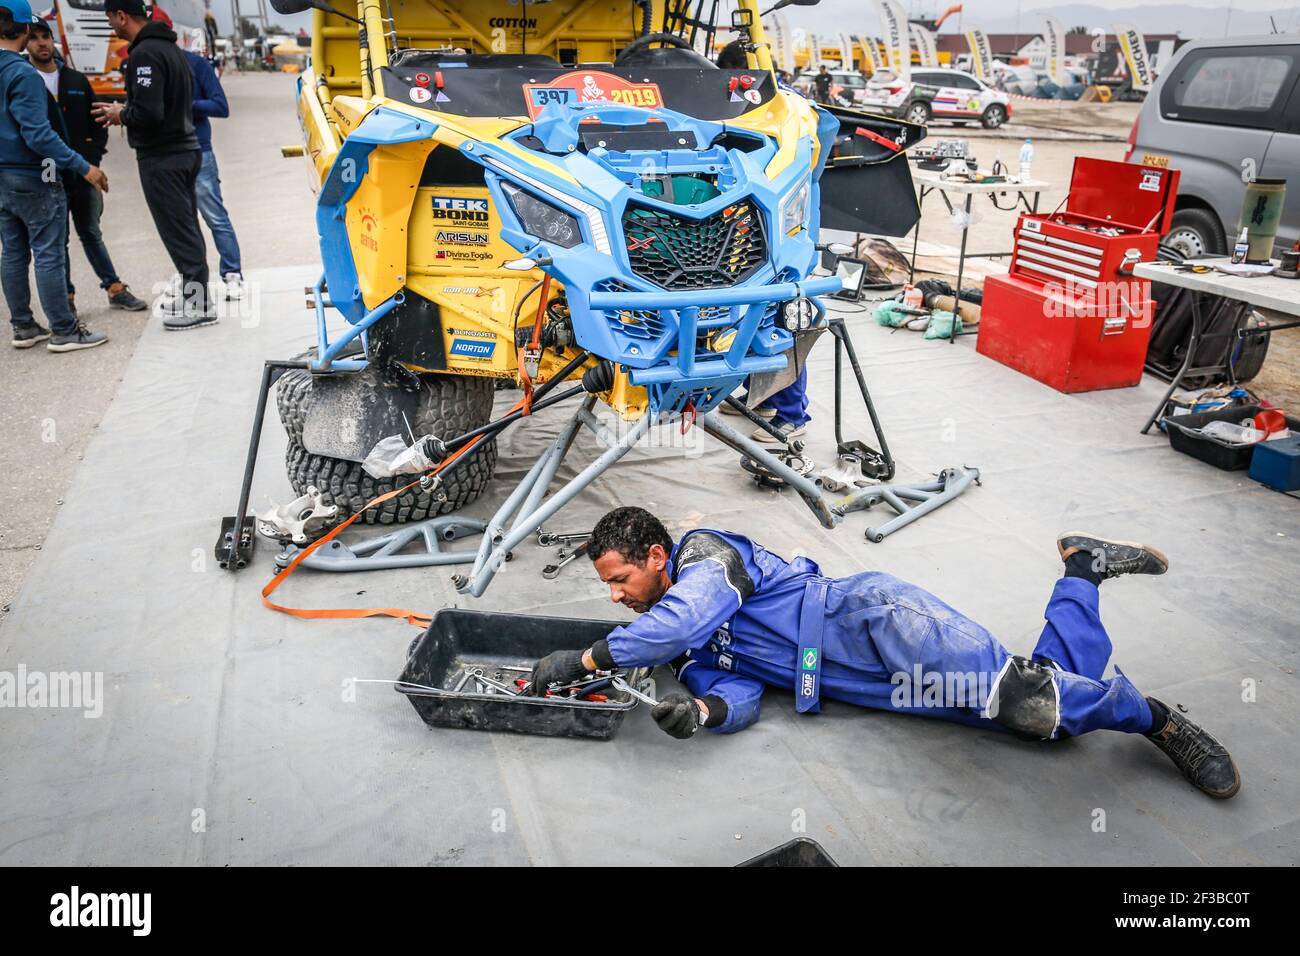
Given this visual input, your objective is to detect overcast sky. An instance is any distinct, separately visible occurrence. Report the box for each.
[207,1,1298,40]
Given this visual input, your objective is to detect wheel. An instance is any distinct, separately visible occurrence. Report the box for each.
[1164,207,1226,258]
[981,104,1007,129]
[905,101,930,125]
[275,367,313,445]
[282,373,498,524]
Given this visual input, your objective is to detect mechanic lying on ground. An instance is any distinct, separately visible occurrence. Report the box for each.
[528,507,1240,799]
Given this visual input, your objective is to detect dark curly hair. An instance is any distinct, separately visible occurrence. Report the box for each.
[588,507,673,565]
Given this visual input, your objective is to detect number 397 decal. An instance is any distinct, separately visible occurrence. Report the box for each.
[522,71,665,119]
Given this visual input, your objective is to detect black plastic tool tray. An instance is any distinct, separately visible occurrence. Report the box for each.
[398,608,641,739]
[1163,403,1300,471]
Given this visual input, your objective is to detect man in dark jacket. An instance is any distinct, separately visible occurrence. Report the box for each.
[92,0,213,329]
[26,18,146,312]
[0,0,108,352]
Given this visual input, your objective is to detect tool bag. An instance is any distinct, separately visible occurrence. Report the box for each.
[1146,281,1269,386]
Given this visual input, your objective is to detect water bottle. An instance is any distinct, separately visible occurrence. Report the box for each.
[1018,139,1034,181]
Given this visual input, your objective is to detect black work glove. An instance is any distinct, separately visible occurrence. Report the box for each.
[525,649,590,696]
[651,693,705,739]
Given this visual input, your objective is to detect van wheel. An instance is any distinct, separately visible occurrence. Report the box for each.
[981,104,1007,129]
[906,101,930,125]
[1165,208,1226,258]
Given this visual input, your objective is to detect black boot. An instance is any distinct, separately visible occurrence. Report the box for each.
[1145,698,1241,799]
[1057,532,1168,580]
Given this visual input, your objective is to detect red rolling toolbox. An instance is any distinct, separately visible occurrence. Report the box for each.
[977,158,1180,393]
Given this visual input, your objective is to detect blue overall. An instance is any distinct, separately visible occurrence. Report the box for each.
[604,529,1154,736]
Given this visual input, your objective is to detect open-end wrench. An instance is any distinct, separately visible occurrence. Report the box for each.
[537,529,591,548]
[542,540,588,579]
[611,675,660,707]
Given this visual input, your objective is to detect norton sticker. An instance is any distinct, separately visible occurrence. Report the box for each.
[522,71,664,119]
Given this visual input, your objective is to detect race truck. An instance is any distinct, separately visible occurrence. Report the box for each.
[253,0,924,595]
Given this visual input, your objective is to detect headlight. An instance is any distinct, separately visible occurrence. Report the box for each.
[781,180,811,237]
[781,297,815,331]
[502,182,583,248]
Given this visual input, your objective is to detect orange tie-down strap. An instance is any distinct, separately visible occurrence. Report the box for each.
[262,400,524,628]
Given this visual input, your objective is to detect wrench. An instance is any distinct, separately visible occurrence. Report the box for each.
[542,540,588,579]
[611,675,660,707]
[537,529,591,548]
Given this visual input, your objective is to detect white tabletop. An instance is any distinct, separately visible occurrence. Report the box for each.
[911,170,1052,194]
[1133,259,1300,318]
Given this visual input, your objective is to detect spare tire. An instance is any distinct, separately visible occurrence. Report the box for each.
[281,373,498,523]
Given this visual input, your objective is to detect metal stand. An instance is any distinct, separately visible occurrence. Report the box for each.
[216,359,310,569]
[1141,292,1204,434]
[828,317,894,482]
[833,465,980,542]
[274,516,488,571]
[454,397,655,597]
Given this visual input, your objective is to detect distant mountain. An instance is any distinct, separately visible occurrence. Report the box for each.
[793,2,1298,40]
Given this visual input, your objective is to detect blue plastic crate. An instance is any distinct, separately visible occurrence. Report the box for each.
[1249,436,1300,492]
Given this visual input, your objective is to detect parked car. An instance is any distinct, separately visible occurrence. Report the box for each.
[1126,34,1299,257]
[858,67,1011,129]
[792,69,870,106]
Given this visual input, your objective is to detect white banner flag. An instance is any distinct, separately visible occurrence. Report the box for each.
[1042,15,1066,86]
[909,23,938,68]
[1115,23,1153,91]
[770,12,794,74]
[874,0,910,80]
[838,32,856,70]
[965,27,993,82]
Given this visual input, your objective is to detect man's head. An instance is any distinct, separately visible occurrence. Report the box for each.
[104,0,148,41]
[0,0,35,48]
[588,507,674,613]
[26,18,54,66]
[819,65,828,74]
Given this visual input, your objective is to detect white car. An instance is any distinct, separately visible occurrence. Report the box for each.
[860,67,1011,129]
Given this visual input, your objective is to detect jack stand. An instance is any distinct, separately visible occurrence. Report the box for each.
[217,359,310,570]
[274,516,488,572]
[834,466,980,542]
[825,317,894,486]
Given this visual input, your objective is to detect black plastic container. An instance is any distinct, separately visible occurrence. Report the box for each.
[1164,403,1300,472]
[737,838,839,867]
[398,608,645,739]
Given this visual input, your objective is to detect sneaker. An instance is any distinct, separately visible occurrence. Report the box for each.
[1144,698,1241,799]
[107,282,148,312]
[1056,532,1168,579]
[47,324,108,352]
[12,322,51,349]
[156,273,184,308]
[721,400,776,419]
[163,307,218,331]
[223,273,246,299]
[752,416,808,444]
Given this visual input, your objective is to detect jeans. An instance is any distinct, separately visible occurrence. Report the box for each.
[0,171,79,336]
[194,150,242,278]
[138,150,209,312]
[63,174,121,294]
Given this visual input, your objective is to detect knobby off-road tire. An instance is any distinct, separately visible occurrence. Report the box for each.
[278,371,498,524]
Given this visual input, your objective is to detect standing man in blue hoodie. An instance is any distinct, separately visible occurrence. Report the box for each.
[0,0,109,351]
[183,28,244,300]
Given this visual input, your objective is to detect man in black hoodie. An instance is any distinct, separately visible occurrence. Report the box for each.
[27,19,146,313]
[92,0,212,329]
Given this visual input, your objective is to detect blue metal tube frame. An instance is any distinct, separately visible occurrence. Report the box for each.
[311,274,404,372]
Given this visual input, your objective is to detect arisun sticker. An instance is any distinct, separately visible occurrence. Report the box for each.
[436,230,489,246]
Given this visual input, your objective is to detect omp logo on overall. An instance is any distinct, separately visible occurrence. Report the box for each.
[431,196,489,228]
[522,71,664,120]
[437,230,489,246]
